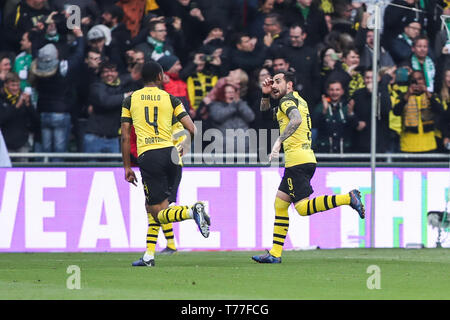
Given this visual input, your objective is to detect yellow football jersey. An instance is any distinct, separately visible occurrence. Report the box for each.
[121,86,188,156]
[172,116,186,166]
[276,91,317,167]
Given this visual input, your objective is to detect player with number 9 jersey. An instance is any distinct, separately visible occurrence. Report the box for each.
[276,91,316,168]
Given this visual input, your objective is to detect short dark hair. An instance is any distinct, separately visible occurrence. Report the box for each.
[99,61,117,73]
[290,23,305,34]
[149,20,165,32]
[104,5,124,22]
[413,34,429,47]
[275,70,296,87]
[234,32,250,47]
[265,13,283,27]
[141,61,163,83]
[326,79,344,89]
[343,47,359,58]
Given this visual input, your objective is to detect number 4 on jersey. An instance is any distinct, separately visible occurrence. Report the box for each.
[145,106,159,135]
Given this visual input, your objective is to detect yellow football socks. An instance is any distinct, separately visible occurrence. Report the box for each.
[145,214,160,258]
[162,223,176,250]
[157,205,191,224]
[295,194,351,216]
[269,197,290,258]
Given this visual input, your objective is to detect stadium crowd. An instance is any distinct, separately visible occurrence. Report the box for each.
[0,0,450,162]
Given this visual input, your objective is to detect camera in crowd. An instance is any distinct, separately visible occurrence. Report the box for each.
[201,54,214,63]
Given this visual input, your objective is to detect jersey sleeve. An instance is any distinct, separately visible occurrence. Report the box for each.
[279,98,298,117]
[121,95,132,123]
[170,94,188,121]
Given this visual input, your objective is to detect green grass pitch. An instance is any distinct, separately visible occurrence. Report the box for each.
[1,249,449,300]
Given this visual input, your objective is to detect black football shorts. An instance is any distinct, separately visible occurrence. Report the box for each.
[278,163,317,203]
[138,146,180,205]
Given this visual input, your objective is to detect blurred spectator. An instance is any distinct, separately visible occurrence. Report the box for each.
[319,46,340,93]
[0,54,12,88]
[50,0,101,31]
[101,5,131,72]
[262,13,288,53]
[247,0,275,40]
[0,72,39,159]
[389,16,422,64]
[437,68,450,151]
[134,19,175,62]
[230,32,266,75]
[28,28,85,157]
[208,83,255,153]
[196,24,230,75]
[13,31,33,90]
[3,0,51,52]
[406,35,436,92]
[284,0,329,48]
[393,70,444,153]
[327,47,365,98]
[349,67,394,153]
[168,0,207,63]
[116,0,146,38]
[83,61,134,154]
[193,0,241,34]
[280,23,321,109]
[184,51,219,115]
[74,48,103,152]
[382,0,426,54]
[355,11,395,69]
[312,79,357,153]
[385,64,412,153]
[331,0,357,37]
[158,54,192,115]
[86,25,109,60]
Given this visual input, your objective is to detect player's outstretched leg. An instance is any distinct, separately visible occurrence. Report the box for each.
[157,202,211,238]
[132,214,160,267]
[252,197,288,264]
[294,190,365,219]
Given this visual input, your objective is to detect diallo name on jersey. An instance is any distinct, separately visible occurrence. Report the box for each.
[141,94,161,101]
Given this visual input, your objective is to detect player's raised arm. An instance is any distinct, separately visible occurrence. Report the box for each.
[260,77,273,111]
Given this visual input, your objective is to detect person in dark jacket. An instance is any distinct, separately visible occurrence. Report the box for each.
[229,32,267,75]
[276,23,321,109]
[388,17,422,64]
[312,79,358,153]
[101,5,131,72]
[283,0,329,48]
[83,61,134,155]
[350,68,394,153]
[29,27,85,157]
[0,72,39,159]
[2,0,51,52]
[133,19,176,63]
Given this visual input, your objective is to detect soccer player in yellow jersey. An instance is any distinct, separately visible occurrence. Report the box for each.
[252,71,365,264]
[121,61,211,267]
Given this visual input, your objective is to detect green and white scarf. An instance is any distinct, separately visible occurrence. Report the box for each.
[411,55,435,92]
[399,33,413,47]
[147,36,163,54]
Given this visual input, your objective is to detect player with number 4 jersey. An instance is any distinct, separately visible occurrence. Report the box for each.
[121,61,210,267]
[251,71,365,264]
